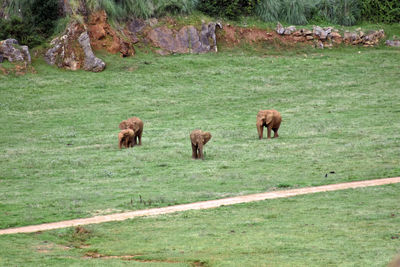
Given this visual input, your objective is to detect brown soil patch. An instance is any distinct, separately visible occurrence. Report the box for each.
[219,24,311,48]
[83,252,181,264]
[88,11,135,57]
[1,177,399,235]
[0,63,36,76]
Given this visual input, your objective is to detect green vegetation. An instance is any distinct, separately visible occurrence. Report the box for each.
[0,0,58,46]
[0,184,399,265]
[1,0,399,47]
[1,46,400,231]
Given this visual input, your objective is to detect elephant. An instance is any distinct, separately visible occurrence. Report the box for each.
[256,109,282,139]
[118,129,135,149]
[119,117,143,146]
[190,130,212,160]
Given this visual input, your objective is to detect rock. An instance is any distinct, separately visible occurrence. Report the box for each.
[78,32,106,72]
[284,26,296,35]
[301,29,312,36]
[88,11,135,57]
[343,29,384,46]
[330,32,342,44]
[0,38,31,63]
[146,22,221,54]
[147,18,158,27]
[386,40,400,47]
[20,45,31,63]
[313,26,327,40]
[45,23,83,70]
[128,18,146,33]
[276,22,285,35]
[344,31,358,43]
[45,22,105,72]
[293,30,303,37]
[362,29,384,46]
[293,36,305,42]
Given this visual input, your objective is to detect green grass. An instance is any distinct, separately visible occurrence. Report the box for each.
[0,184,399,266]
[0,46,399,231]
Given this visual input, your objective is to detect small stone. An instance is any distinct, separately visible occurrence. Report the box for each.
[276,22,285,35]
[386,40,400,47]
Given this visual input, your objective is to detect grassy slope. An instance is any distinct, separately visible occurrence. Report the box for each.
[0,184,399,266]
[0,46,400,230]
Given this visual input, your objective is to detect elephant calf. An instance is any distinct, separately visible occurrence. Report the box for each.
[119,116,143,146]
[190,130,212,160]
[118,129,135,149]
[256,109,282,139]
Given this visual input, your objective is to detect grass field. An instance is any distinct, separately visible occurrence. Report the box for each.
[1,46,400,229]
[0,42,400,265]
[0,184,399,266]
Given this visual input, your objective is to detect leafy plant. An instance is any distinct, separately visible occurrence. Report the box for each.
[197,0,257,20]
[359,0,400,23]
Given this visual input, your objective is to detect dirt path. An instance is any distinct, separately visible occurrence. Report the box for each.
[1,177,399,235]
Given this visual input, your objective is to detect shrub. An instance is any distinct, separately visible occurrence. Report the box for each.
[359,0,400,23]
[0,0,58,47]
[197,0,257,20]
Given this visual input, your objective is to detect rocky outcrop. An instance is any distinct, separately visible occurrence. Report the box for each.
[275,23,384,48]
[144,22,222,54]
[343,29,385,46]
[78,32,106,72]
[45,10,135,71]
[88,11,134,57]
[0,39,31,63]
[45,22,85,71]
[386,39,400,47]
[45,23,105,72]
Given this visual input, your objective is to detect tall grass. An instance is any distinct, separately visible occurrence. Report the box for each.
[255,0,360,26]
[72,0,197,20]
[255,0,281,22]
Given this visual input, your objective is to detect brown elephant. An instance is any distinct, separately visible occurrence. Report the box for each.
[118,129,135,149]
[190,130,212,160]
[256,109,282,139]
[119,117,143,146]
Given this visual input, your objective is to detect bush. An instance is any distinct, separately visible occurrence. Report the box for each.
[0,0,58,47]
[359,0,400,23]
[197,0,257,20]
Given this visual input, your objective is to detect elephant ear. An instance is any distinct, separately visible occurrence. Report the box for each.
[265,112,273,125]
[119,121,129,130]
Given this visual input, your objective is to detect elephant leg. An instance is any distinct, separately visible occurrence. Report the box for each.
[267,126,272,139]
[138,130,142,145]
[257,124,263,139]
[191,143,198,159]
[198,143,204,160]
[273,128,279,138]
[124,138,129,148]
[132,135,137,146]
